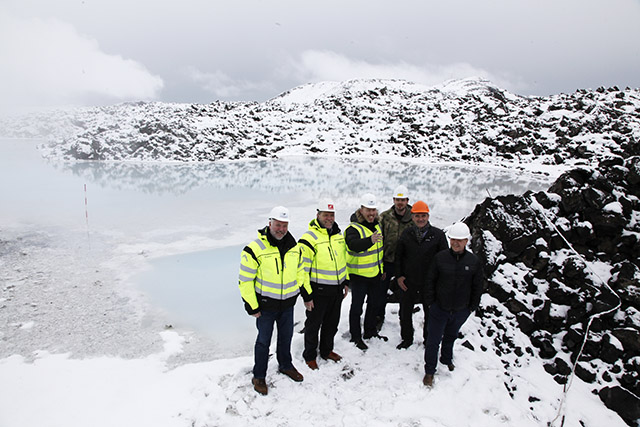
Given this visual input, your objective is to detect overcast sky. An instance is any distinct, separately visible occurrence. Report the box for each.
[1,0,639,114]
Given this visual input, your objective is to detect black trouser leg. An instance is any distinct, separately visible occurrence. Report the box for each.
[399,289,416,342]
[349,280,367,341]
[303,295,327,361]
[319,294,343,358]
[363,279,381,338]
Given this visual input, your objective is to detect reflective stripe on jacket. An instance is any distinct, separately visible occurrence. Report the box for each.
[238,229,308,313]
[299,219,348,291]
[346,221,384,278]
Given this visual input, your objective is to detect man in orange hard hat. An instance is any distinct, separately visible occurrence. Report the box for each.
[394,200,447,349]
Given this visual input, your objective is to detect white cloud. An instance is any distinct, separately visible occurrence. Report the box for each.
[284,50,528,94]
[0,13,163,113]
[184,66,272,100]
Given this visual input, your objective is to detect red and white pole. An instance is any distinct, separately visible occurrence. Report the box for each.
[84,184,90,241]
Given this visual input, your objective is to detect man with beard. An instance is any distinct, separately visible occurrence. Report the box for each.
[299,200,349,370]
[378,185,413,330]
[394,200,447,349]
[345,193,386,350]
[238,206,314,395]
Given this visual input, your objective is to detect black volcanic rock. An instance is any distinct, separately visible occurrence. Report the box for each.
[599,386,640,425]
[1,79,639,168]
[466,156,640,425]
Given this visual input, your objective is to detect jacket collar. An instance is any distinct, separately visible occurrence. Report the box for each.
[311,218,341,236]
[259,226,296,251]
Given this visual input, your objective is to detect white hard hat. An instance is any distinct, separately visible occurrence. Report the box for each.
[317,199,336,213]
[447,222,471,239]
[360,193,377,209]
[393,185,409,199]
[269,206,290,222]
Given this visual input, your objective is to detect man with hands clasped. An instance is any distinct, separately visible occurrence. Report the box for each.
[422,222,484,387]
[394,200,447,350]
[299,200,349,370]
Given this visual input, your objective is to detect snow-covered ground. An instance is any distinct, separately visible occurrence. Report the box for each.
[0,307,626,427]
[0,228,627,426]
[0,135,631,426]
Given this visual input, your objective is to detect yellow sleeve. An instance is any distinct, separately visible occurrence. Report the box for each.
[298,239,314,291]
[297,244,313,298]
[238,248,259,311]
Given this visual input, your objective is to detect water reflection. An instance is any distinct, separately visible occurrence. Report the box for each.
[55,156,551,228]
[57,156,547,196]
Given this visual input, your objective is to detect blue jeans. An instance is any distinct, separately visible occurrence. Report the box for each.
[253,306,294,379]
[424,303,470,375]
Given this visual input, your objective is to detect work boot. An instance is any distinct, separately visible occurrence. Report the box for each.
[306,360,319,370]
[396,340,412,350]
[252,377,268,395]
[440,359,455,371]
[364,333,388,342]
[351,339,368,351]
[322,351,342,362]
[423,374,434,387]
[279,366,304,382]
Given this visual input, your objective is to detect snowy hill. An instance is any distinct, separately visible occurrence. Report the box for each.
[1,78,639,172]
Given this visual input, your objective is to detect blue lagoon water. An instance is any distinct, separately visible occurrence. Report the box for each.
[0,139,554,355]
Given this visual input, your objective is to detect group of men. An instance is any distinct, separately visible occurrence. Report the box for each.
[238,186,484,395]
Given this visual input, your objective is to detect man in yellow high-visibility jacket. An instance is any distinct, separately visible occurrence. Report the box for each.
[299,199,349,370]
[345,193,387,350]
[238,206,313,396]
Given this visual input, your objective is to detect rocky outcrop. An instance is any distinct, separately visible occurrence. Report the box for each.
[465,156,640,425]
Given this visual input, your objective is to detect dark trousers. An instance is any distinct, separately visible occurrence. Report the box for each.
[398,288,428,343]
[349,277,381,341]
[303,292,343,361]
[424,303,470,375]
[253,306,294,379]
[377,262,396,319]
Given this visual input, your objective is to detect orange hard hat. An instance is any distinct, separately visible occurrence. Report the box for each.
[411,200,430,214]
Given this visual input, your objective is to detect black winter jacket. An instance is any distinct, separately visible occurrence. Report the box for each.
[425,248,484,312]
[396,223,448,295]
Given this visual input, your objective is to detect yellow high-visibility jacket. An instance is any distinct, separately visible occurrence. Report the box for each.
[345,218,384,279]
[238,227,311,314]
[299,219,348,295]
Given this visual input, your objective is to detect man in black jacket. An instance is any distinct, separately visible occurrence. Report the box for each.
[394,200,447,349]
[423,222,483,387]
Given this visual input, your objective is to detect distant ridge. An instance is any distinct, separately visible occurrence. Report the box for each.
[1,78,638,171]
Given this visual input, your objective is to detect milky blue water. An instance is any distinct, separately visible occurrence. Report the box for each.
[0,138,554,354]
